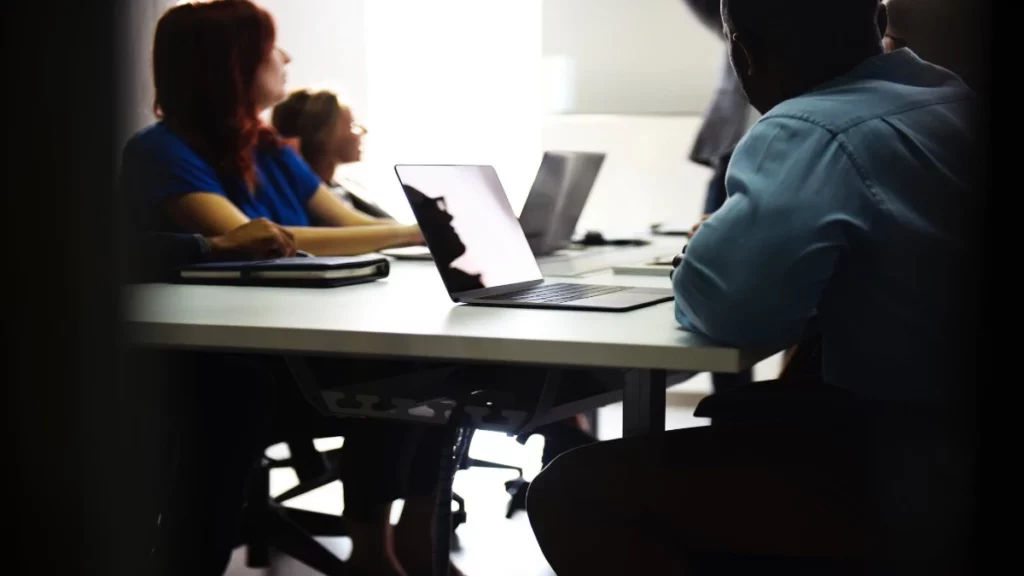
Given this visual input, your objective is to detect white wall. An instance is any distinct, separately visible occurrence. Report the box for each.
[250,1,545,225]
[255,0,369,122]
[361,0,545,222]
[542,115,712,234]
[542,0,724,115]
[116,0,176,151]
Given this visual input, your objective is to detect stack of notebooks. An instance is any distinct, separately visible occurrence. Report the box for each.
[611,254,680,277]
[175,254,390,288]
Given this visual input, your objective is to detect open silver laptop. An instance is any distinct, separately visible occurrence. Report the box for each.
[519,151,604,255]
[383,151,604,260]
[394,164,673,312]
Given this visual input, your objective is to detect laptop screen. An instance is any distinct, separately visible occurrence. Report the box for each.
[519,152,605,254]
[395,165,543,294]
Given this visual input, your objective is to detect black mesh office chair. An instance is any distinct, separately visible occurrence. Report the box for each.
[239,433,524,573]
[239,438,350,575]
[255,358,609,575]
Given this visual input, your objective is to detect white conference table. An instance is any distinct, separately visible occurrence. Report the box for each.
[126,244,776,576]
[125,242,773,437]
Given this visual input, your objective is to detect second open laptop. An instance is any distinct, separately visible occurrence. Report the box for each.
[394,164,673,312]
[518,150,605,255]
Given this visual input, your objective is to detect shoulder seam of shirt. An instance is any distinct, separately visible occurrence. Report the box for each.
[767,91,974,135]
[755,114,839,141]
[755,115,891,217]
[834,133,891,218]
[745,117,793,173]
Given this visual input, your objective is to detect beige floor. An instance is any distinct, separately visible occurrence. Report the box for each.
[225,359,781,576]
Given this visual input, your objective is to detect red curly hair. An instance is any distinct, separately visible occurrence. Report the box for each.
[153,0,279,191]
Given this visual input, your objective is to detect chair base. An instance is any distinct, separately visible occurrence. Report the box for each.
[243,500,350,575]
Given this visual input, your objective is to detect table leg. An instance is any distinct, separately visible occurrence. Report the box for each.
[623,369,667,437]
[434,424,475,576]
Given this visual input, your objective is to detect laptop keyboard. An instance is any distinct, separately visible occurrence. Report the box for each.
[480,283,628,305]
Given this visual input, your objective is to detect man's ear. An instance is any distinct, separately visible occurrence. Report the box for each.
[731,33,755,75]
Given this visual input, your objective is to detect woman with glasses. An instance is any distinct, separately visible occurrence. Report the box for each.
[272,89,394,220]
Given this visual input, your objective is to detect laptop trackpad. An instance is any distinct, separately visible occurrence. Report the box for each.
[570,288,674,310]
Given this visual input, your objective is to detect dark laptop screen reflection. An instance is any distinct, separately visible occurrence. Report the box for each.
[403,185,484,292]
[396,165,543,293]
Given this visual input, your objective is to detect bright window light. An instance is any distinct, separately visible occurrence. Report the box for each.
[361,0,544,222]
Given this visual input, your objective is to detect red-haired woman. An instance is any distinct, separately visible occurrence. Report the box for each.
[120,0,421,255]
[121,3,466,575]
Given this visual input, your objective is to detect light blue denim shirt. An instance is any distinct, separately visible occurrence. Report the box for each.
[673,50,976,401]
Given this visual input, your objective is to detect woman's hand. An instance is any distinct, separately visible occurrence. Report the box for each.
[208,218,297,260]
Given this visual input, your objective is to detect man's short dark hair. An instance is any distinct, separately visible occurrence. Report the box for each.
[724,0,882,53]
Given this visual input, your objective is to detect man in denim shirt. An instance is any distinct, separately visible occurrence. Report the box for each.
[529,1,978,573]
[673,0,975,403]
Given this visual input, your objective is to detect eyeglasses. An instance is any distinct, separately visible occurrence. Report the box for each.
[350,122,368,136]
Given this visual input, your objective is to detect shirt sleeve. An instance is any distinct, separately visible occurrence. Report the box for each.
[276,144,323,206]
[672,116,869,350]
[120,127,226,208]
[138,232,206,282]
[147,232,205,267]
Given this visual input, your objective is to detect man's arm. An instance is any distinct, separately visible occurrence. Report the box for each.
[672,117,870,350]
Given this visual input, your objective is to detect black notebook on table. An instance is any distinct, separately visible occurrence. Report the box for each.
[175,254,390,288]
